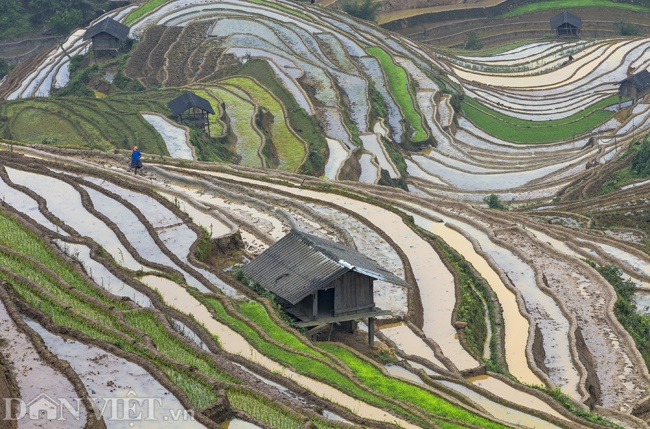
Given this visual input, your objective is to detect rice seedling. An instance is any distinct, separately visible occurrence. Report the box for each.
[222,77,306,172]
[125,0,168,26]
[124,310,238,383]
[367,47,428,143]
[228,389,302,429]
[162,366,218,409]
[462,95,617,144]
[318,344,512,429]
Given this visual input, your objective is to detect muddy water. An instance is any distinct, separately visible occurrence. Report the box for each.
[156,191,232,238]
[25,318,205,428]
[384,364,425,385]
[437,380,564,429]
[527,228,579,258]
[139,275,422,429]
[80,185,212,294]
[324,138,349,180]
[379,323,445,368]
[83,177,183,228]
[193,171,478,371]
[407,210,539,385]
[6,168,142,270]
[451,216,580,399]
[467,375,568,421]
[0,299,85,429]
[220,419,262,429]
[54,240,152,307]
[595,242,650,278]
[165,184,288,242]
[0,175,68,235]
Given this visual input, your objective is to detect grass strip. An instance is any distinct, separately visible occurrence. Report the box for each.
[235,59,327,176]
[590,263,650,367]
[367,46,428,143]
[462,96,616,143]
[223,78,306,172]
[500,0,650,18]
[318,344,512,429]
[125,0,168,26]
[196,294,426,425]
[228,389,302,429]
[237,300,324,358]
[0,216,132,311]
[124,310,237,383]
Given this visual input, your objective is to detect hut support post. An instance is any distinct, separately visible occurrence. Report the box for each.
[312,291,318,321]
[368,317,375,347]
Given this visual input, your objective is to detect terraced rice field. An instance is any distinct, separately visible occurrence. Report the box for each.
[2,0,650,428]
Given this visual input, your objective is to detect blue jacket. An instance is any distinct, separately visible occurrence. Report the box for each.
[132,149,141,162]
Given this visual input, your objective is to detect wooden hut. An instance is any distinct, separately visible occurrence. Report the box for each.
[167,92,215,133]
[83,17,130,56]
[550,11,581,37]
[619,69,650,101]
[242,229,410,345]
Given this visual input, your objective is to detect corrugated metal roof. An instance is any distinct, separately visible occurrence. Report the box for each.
[550,11,582,30]
[83,17,130,42]
[242,229,409,305]
[167,91,215,116]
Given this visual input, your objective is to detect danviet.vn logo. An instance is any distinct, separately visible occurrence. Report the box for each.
[4,391,194,424]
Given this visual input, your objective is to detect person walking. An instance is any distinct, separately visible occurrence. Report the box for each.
[131,146,143,175]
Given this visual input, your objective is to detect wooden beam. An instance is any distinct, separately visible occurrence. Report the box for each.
[312,291,318,321]
[295,309,391,328]
[368,317,375,347]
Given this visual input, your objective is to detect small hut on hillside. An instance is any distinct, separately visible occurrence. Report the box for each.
[242,229,410,345]
[83,17,130,56]
[550,11,582,37]
[167,91,215,133]
[619,69,650,101]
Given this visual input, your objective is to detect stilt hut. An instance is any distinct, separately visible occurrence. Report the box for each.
[242,229,410,346]
[83,17,130,56]
[167,92,215,133]
[550,11,582,37]
[619,69,650,101]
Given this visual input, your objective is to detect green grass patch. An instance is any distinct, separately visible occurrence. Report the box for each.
[210,86,264,167]
[235,59,327,176]
[228,389,302,429]
[195,294,425,425]
[124,0,168,26]
[223,78,306,172]
[124,310,237,383]
[367,46,428,143]
[462,95,617,143]
[500,0,650,18]
[191,89,225,137]
[319,344,511,429]
[237,301,324,358]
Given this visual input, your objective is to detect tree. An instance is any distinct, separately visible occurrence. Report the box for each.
[0,59,12,80]
[340,0,381,21]
[463,31,483,50]
[615,21,643,36]
[483,194,505,210]
[631,136,650,177]
[47,8,83,37]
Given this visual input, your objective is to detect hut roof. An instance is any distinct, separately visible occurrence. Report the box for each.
[83,17,130,42]
[242,229,410,305]
[620,69,650,92]
[550,11,582,30]
[167,92,215,116]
